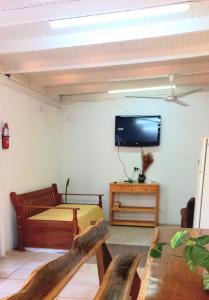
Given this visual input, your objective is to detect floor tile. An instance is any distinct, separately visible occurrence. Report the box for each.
[0,226,153,300]
[58,283,98,299]
[9,263,42,280]
[8,255,62,280]
[0,251,34,268]
[79,263,98,274]
[34,252,62,261]
[0,258,26,268]
[6,250,38,260]
[18,260,46,269]
[71,270,99,285]
[0,267,18,279]
[0,279,25,297]
[107,225,153,246]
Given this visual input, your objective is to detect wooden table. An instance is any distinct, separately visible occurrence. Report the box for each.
[109,183,159,227]
[138,227,209,300]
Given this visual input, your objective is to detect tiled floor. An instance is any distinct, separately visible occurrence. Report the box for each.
[0,226,153,300]
[107,225,153,246]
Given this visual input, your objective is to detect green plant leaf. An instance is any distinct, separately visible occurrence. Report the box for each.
[190,235,209,246]
[170,230,188,248]
[184,245,191,262]
[185,243,209,290]
[203,273,209,290]
[150,242,168,258]
[184,246,196,271]
[201,256,209,271]
[184,244,209,272]
[191,245,209,268]
[186,239,196,247]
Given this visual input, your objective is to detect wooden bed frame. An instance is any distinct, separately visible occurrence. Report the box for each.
[10,184,103,251]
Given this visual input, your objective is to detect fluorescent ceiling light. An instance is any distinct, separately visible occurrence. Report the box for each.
[108,85,176,94]
[50,3,190,29]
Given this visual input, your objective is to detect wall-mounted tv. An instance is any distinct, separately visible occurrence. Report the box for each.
[115,115,161,147]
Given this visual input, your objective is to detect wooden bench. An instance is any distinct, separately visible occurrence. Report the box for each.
[10,184,103,250]
[2,221,141,300]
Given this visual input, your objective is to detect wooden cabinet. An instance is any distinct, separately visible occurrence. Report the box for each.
[109,183,159,227]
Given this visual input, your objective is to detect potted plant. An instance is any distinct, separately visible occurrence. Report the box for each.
[138,150,154,183]
[150,230,209,290]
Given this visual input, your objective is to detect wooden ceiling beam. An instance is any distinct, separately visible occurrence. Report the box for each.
[2,28,209,76]
[0,0,190,27]
[1,14,209,55]
[46,73,209,96]
[28,57,209,87]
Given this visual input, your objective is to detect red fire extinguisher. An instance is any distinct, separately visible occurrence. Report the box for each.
[2,123,9,149]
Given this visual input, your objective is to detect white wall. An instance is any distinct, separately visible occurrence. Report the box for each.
[1,79,209,254]
[0,77,63,254]
[62,93,209,225]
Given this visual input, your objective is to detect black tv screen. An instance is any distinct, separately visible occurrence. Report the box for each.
[115,115,161,147]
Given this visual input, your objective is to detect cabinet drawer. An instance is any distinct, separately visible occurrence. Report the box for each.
[131,185,157,193]
[111,185,132,192]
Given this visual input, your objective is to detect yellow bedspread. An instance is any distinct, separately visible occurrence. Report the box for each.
[28,204,104,233]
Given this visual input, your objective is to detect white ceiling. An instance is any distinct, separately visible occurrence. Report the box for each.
[0,0,209,104]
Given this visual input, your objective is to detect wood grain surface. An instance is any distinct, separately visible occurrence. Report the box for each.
[138,227,209,300]
[94,254,141,300]
[3,221,109,300]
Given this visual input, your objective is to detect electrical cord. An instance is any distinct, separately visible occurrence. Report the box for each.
[131,169,135,181]
[111,99,134,115]
[112,111,158,183]
[117,146,158,183]
[117,146,132,181]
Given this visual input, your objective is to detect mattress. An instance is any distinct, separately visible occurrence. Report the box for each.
[28,204,104,233]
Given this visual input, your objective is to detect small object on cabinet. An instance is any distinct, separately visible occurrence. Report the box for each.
[138,150,154,183]
[114,201,121,208]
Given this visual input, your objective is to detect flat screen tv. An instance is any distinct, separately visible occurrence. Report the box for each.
[115,115,161,147]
